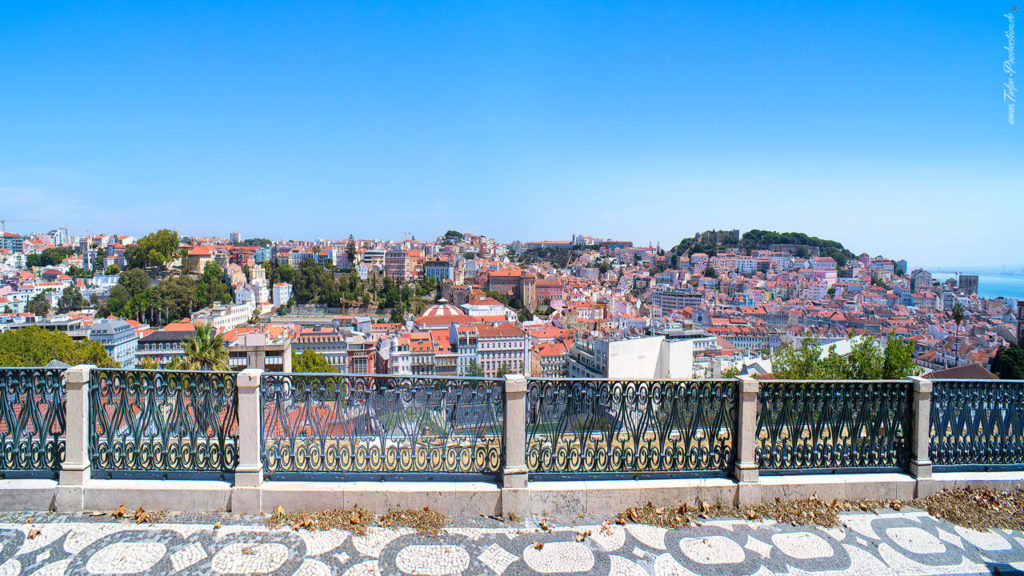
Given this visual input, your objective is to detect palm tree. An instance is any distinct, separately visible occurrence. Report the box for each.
[951,302,965,365]
[182,323,229,371]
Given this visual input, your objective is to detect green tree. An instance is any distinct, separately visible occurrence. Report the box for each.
[951,302,965,364]
[0,326,118,367]
[291,349,338,373]
[105,264,121,275]
[38,247,74,267]
[704,266,718,279]
[119,268,151,297]
[346,235,357,265]
[27,292,51,317]
[772,334,917,380]
[991,345,1024,379]
[128,229,181,269]
[466,359,485,377]
[181,323,229,371]
[496,363,512,378]
[57,286,88,313]
[390,304,406,324]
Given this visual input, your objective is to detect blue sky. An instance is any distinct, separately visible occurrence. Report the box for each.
[1,1,1020,269]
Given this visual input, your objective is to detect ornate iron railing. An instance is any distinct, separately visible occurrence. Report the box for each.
[89,369,239,479]
[930,379,1024,470]
[260,373,504,480]
[755,380,912,472]
[526,379,736,478]
[0,368,65,479]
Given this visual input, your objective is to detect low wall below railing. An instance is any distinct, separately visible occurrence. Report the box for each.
[1,366,1023,518]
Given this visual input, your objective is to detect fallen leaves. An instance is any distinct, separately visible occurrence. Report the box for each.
[111,504,126,519]
[574,529,592,542]
[27,529,40,539]
[379,507,447,536]
[532,542,544,550]
[267,506,378,536]
[612,488,1024,532]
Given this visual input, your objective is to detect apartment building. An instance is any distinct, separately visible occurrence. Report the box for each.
[88,319,139,368]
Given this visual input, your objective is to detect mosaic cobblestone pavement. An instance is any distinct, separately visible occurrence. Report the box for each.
[1,508,1024,575]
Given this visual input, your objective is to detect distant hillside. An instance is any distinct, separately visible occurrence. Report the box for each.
[672,229,855,266]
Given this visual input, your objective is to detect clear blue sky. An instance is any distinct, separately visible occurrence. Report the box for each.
[1,1,1020,269]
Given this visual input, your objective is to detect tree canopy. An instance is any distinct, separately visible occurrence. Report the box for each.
[292,349,337,373]
[25,247,75,268]
[57,286,88,313]
[772,334,918,380]
[991,345,1024,380]
[671,229,855,266]
[128,229,180,269]
[99,263,232,326]
[27,292,51,317]
[181,323,229,371]
[0,326,118,367]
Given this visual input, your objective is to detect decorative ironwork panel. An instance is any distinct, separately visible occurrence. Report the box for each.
[755,380,912,471]
[260,373,504,478]
[930,380,1024,468]
[89,369,238,475]
[526,379,736,476]
[0,368,65,477]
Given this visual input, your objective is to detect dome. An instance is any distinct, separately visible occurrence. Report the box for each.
[419,299,464,318]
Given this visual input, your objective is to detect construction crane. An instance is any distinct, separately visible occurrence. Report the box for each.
[0,217,37,236]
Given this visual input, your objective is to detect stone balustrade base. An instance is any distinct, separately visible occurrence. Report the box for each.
[4,472,1023,519]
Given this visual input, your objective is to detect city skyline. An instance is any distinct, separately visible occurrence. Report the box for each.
[1,1,1020,268]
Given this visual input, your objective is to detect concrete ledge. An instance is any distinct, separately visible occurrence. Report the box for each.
[933,471,1024,492]
[6,471,1024,519]
[260,481,501,516]
[0,479,57,511]
[760,473,917,502]
[528,478,739,517]
[83,480,232,512]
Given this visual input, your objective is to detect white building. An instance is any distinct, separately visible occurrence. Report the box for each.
[191,301,255,332]
[273,283,293,307]
[568,333,696,379]
[88,319,139,368]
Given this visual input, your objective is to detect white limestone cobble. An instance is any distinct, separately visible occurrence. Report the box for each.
[0,508,1019,576]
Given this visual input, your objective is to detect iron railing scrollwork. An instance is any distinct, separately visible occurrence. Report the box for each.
[526,379,736,478]
[0,368,65,478]
[260,373,504,480]
[930,379,1024,470]
[755,380,912,472]
[89,369,239,478]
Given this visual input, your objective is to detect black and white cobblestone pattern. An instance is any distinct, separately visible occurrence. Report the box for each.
[1,509,1023,575]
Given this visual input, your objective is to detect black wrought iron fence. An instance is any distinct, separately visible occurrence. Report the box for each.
[526,378,737,479]
[0,367,65,479]
[260,373,504,480]
[930,379,1024,471]
[755,380,912,473]
[88,369,239,479]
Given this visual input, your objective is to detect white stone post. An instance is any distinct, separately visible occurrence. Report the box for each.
[734,375,761,506]
[56,365,94,512]
[908,376,935,498]
[501,374,529,516]
[232,368,264,513]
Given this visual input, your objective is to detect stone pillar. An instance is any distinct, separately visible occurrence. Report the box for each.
[501,374,529,516]
[908,376,935,498]
[56,365,95,512]
[232,368,264,514]
[734,375,761,506]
